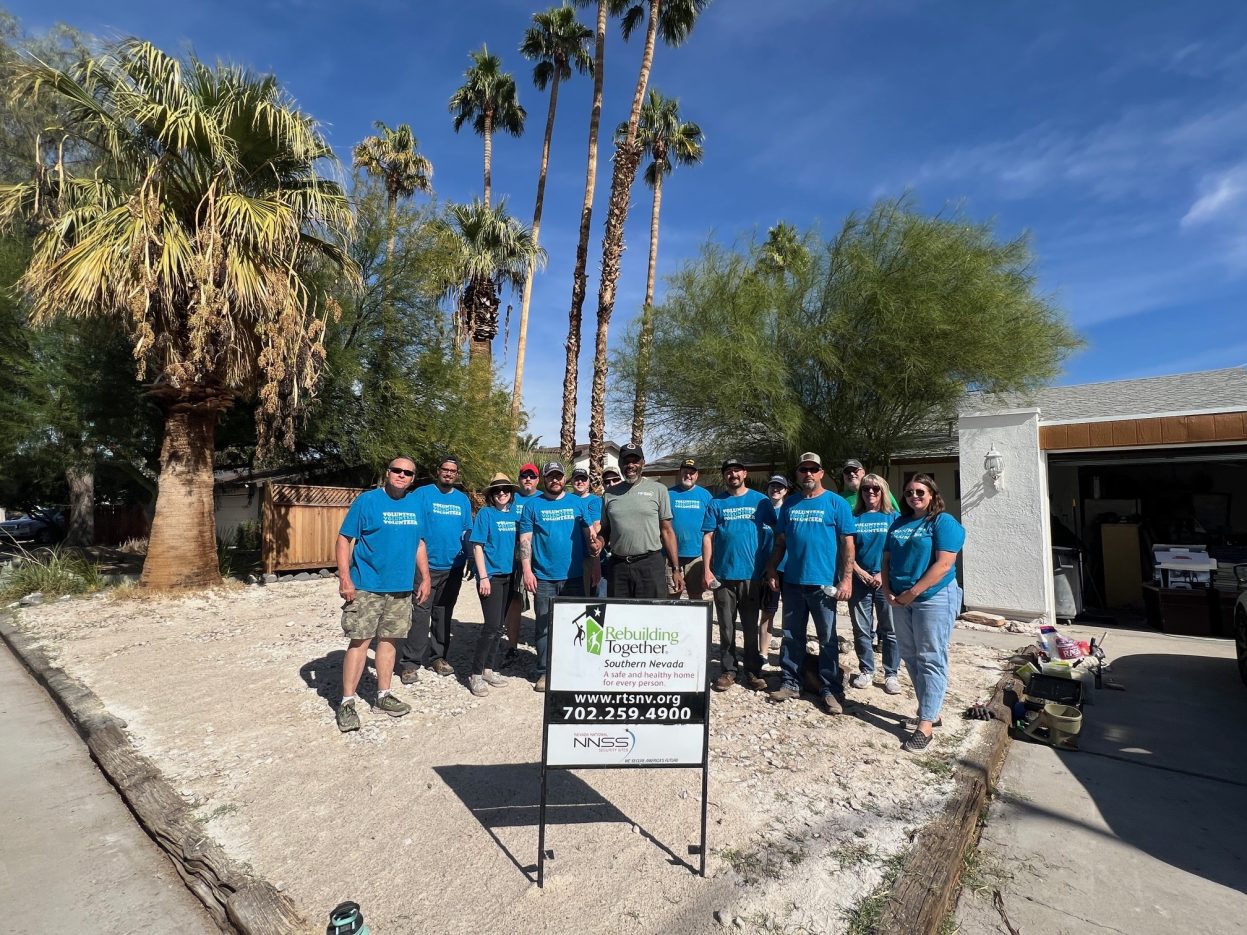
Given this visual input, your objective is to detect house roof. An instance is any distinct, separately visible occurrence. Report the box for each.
[962,366,1247,424]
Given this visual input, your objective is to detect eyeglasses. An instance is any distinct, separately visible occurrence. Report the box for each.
[388,467,415,477]
[519,472,538,480]
[797,466,821,474]
[861,486,882,494]
[905,488,930,499]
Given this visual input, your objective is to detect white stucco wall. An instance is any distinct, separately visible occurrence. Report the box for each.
[957,409,1054,621]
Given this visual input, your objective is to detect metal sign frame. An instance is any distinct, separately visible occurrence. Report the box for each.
[537,597,712,887]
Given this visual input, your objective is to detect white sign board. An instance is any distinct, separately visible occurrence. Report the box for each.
[543,599,710,768]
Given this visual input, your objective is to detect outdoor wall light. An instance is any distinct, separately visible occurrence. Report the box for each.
[984,444,1004,482]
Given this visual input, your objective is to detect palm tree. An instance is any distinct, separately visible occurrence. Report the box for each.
[448,46,526,208]
[587,0,709,477]
[0,40,356,589]
[441,199,545,367]
[510,5,592,442]
[757,221,809,280]
[626,89,703,444]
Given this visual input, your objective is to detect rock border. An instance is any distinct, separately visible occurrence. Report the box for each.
[0,611,307,935]
[875,646,1033,934]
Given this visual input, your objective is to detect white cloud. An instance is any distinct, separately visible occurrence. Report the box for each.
[1182,164,1247,227]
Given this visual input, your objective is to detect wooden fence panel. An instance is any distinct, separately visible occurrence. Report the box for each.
[261,483,368,574]
[94,504,150,545]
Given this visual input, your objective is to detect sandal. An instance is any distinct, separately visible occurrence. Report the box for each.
[903,729,933,752]
[903,716,943,729]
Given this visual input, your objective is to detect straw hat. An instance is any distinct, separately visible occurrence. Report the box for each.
[483,472,518,494]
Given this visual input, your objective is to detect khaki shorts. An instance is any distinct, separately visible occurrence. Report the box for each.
[668,556,707,599]
[341,590,413,640]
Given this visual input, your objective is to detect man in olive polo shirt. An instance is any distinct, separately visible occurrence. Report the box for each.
[600,443,682,599]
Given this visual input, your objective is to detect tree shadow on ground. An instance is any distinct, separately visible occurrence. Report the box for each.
[434,763,696,882]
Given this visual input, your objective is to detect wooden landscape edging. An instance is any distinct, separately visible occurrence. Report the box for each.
[875,645,1035,935]
[0,612,307,935]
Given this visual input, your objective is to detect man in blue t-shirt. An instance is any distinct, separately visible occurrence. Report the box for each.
[519,461,600,692]
[669,458,713,599]
[502,461,542,665]
[334,457,431,732]
[399,455,473,683]
[702,457,774,693]
[764,451,857,714]
[570,466,605,596]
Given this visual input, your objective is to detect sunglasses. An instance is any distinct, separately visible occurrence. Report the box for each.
[861,485,882,494]
[519,472,538,480]
[797,466,821,474]
[388,467,415,477]
[843,468,862,475]
[905,488,930,498]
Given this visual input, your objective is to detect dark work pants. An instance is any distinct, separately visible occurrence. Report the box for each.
[607,551,666,599]
[472,574,514,675]
[714,578,764,676]
[402,565,465,668]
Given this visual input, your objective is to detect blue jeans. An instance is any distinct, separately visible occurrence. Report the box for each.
[779,582,843,698]
[533,576,585,678]
[849,577,898,677]
[892,581,961,722]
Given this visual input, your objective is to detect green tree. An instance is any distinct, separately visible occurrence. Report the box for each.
[625,88,702,444]
[613,198,1083,470]
[587,0,710,479]
[0,40,356,588]
[440,198,544,367]
[510,4,592,441]
[449,46,526,209]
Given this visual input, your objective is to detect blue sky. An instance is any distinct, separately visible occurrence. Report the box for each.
[12,0,1247,447]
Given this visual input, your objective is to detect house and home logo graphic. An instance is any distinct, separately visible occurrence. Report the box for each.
[572,603,607,656]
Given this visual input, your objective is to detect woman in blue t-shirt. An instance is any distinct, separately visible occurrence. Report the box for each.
[467,473,520,696]
[882,473,966,753]
[848,474,901,696]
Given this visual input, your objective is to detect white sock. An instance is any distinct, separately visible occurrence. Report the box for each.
[377,689,391,699]
[341,694,357,705]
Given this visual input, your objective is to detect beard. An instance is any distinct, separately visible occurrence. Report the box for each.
[801,477,817,491]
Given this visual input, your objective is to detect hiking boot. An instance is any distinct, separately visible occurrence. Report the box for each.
[713,672,735,692]
[467,674,489,697]
[744,673,768,691]
[432,658,455,677]
[399,665,420,685]
[822,693,844,715]
[850,672,873,690]
[533,675,547,692]
[481,669,506,687]
[768,684,798,703]
[336,700,361,733]
[374,693,410,717]
[884,675,902,695]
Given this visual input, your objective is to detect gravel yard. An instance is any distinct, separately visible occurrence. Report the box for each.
[12,580,1006,934]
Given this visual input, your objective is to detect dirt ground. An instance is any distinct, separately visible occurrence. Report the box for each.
[13,580,1006,935]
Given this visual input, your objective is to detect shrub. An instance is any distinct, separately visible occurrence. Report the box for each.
[1,546,102,601]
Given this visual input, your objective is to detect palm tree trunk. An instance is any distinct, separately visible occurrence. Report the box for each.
[630,170,664,444]
[140,391,229,589]
[588,0,662,477]
[64,461,95,548]
[560,0,608,466]
[510,70,563,446]
[483,110,494,208]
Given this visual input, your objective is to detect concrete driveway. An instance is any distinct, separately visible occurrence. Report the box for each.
[954,622,1247,935]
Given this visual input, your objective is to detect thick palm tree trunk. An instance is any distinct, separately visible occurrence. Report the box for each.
[510,70,563,444]
[64,462,95,548]
[483,111,494,207]
[141,393,228,589]
[588,0,662,477]
[630,170,664,444]
[560,0,608,466]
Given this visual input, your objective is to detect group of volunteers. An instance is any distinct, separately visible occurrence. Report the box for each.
[332,447,964,753]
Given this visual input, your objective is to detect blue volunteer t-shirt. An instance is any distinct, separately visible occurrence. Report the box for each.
[853,510,897,574]
[570,492,603,567]
[777,491,856,586]
[519,493,588,581]
[514,490,540,518]
[412,484,472,570]
[469,505,518,577]
[669,484,713,558]
[339,487,423,593]
[884,512,966,601]
[702,489,773,581]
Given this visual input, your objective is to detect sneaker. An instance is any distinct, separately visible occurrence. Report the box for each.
[768,684,798,703]
[821,693,844,715]
[884,675,902,695]
[336,700,361,732]
[850,672,873,690]
[713,672,735,692]
[533,675,547,693]
[903,729,933,752]
[399,665,420,685]
[744,673,768,691]
[432,658,455,677]
[467,674,489,697]
[374,693,411,717]
[481,669,506,687]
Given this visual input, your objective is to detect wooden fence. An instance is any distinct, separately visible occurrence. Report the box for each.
[261,483,368,574]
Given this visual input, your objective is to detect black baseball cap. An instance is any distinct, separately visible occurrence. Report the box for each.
[619,443,644,462]
[721,457,745,471]
[571,467,590,480]
[680,458,698,471]
[541,460,565,477]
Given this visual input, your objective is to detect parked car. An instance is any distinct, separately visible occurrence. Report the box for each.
[0,508,65,545]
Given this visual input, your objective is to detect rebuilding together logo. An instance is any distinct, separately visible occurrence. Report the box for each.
[571,603,680,657]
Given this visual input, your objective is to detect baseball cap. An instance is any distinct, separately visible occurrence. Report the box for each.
[767,474,791,489]
[603,465,621,479]
[721,457,745,471]
[679,458,698,471]
[843,459,864,472]
[798,451,823,468]
[541,460,565,477]
[519,462,539,477]
[571,467,589,480]
[619,443,644,462]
